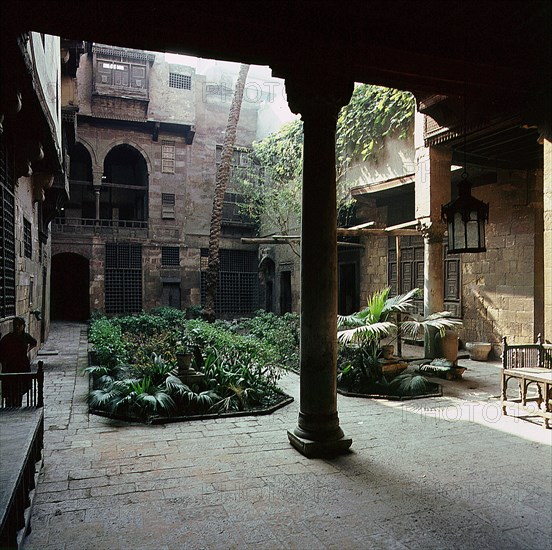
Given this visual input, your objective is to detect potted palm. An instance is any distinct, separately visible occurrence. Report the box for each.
[337,287,463,396]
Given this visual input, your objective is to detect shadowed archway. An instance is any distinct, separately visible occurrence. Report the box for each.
[51,253,90,321]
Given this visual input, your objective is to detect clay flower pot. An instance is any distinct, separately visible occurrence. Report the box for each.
[465,342,492,361]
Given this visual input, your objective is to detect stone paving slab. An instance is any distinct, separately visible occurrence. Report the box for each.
[20,322,552,550]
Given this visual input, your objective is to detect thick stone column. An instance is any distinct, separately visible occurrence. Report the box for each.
[285,73,353,457]
[415,113,452,356]
[544,138,552,343]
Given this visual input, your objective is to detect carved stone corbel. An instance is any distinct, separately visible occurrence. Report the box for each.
[15,140,44,178]
[32,171,55,202]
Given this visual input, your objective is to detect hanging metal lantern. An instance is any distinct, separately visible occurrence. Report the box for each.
[441,177,489,253]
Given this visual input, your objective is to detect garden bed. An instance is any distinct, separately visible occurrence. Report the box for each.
[85,309,298,424]
[88,391,294,424]
[337,384,442,401]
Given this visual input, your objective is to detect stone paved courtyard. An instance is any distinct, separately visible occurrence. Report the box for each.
[22,322,552,549]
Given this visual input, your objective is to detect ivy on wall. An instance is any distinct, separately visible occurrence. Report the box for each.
[237,84,415,235]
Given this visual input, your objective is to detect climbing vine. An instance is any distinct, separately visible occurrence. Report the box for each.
[236,84,415,236]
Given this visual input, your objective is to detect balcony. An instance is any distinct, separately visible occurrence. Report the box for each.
[52,217,148,238]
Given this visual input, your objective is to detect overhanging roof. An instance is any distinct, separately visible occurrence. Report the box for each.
[3,1,550,122]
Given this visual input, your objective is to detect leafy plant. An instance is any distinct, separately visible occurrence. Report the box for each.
[88,317,130,368]
[387,373,435,397]
[337,286,461,396]
[338,287,462,356]
[87,310,292,421]
[235,84,414,241]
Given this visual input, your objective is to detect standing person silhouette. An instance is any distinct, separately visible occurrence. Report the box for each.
[0,317,37,406]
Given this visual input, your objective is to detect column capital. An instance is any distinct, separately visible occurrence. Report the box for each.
[420,219,447,243]
[284,70,354,122]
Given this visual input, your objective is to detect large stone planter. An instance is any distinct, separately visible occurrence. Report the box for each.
[465,342,492,361]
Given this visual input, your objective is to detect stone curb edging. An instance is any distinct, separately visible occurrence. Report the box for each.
[88,394,294,424]
[337,386,443,401]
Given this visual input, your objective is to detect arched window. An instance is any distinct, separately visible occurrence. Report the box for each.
[66,143,94,220]
[102,144,148,222]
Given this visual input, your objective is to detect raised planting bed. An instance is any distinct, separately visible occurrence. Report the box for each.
[88,391,294,424]
[86,310,298,425]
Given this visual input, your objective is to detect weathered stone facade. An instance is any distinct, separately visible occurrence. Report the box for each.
[460,169,544,350]
[52,46,272,318]
[1,33,68,353]
[352,137,546,355]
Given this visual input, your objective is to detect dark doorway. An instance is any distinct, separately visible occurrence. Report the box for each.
[338,250,360,315]
[162,282,181,308]
[51,253,90,321]
[280,270,292,314]
[260,257,276,313]
[338,262,359,315]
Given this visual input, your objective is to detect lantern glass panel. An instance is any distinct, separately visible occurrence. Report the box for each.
[453,212,464,250]
[466,218,479,248]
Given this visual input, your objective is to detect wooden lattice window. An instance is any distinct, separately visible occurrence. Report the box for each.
[105,243,142,314]
[0,139,16,318]
[161,193,175,219]
[24,218,32,259]
[161,246,180,266]
[200,248,259,314]
[162,141,176,174]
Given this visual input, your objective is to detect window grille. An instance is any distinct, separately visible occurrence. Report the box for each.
[0,139,16,318]
[161,192,176,219]
[200,248,259,314]
[169,73,192,90]
[105,243,142,314]
[24,218,32,259]
[162,140,176,174]
[161,246,180,266]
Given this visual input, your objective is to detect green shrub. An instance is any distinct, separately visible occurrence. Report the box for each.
[88,317,130,368]
[87,309,293,420]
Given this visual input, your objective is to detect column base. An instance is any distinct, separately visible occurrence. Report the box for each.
[287,430,352,458]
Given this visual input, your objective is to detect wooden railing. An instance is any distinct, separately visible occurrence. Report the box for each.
[0,362,44,409]
[52,217,148,234]
[0,362,44,548]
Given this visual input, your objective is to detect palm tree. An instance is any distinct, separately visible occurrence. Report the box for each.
[203,63,250,321]
[337,287,462,358]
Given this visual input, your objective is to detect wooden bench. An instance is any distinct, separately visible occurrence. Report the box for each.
[501,336,552,428]
[0,362,44,549]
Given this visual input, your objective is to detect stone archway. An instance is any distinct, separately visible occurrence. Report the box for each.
[51,253,90,321]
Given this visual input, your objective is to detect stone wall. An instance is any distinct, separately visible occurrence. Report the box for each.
[0,174,51,357]
[54,48,262,316]
[460,170,543,351]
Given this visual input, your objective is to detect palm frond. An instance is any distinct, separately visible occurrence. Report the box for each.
[400,313,462,339]
[382,287,419,315]
[338,321,396,345]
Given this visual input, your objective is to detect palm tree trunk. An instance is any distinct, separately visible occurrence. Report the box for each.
[202,63,250,321]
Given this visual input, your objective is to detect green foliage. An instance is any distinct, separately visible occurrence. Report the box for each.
[336,84,414,167]
[237,119,303,235]
[387,373,435,397]
[236,84,414,235]
[88,317,130,368]
[226,311,299,370]
[337,286,461,396]
[86,310,295,421]
[337,287,461,356]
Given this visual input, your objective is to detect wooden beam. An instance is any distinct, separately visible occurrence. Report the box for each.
[346,221,376,230]
[336,228,420,237]
[385,220,419,231]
